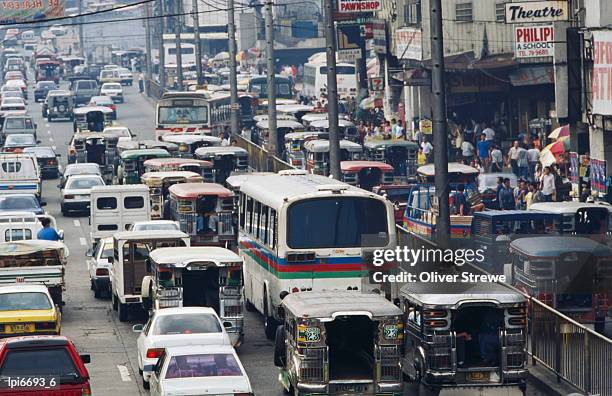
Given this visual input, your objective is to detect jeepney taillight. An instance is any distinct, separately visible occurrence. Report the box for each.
[146,348,164,358]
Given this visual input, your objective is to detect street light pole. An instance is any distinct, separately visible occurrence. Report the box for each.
[144,2,153,89]
[78,0,84,57]
[192,0,203,85]
[264,0,278,156]
[158,0,166,88]
[228,0,240,135]
[430,0,450,249]
[323,0,340,179]
[174,0,184,90]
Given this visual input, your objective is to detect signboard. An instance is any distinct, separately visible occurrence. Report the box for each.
[371,20,387,54]
[592,31,612,116]
[569,152,579,183]
[402,68,431,86]
[505,1,569,24]
[336,23,361,62]
[337,0,382,13]
[420,119,432,134]
[590,158,607,194]
[0,0,65,25]
[369,77,384,91]
[360,23,373,39]
[395,27,422,61]
[514,25,554,58]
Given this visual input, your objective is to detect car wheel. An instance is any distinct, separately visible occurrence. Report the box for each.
[118,302,128,322]
[60,204,66,216]
[142,377,149,389]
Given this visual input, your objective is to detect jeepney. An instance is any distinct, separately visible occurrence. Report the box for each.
[509,236,612,329]
[303,139,362,176]
[256,119,304,150]
[72,106,114,133]
[471,210,562,275]
[143,157,214,182]
[529,201,612,238]
[283,131,328,169]
[301,112,328,127]
[138,140,179,155]
[161,134,221,158]
[275,291,403,396]
[0,240,69,305]
[67,132,119,184]
[110,230,190,322]
[194,146,249,184]
[340,160,394,191]
[141,247,244,346]
[117,148,171,185]
[168,182,237,249]
[364,139,419,180]
[309,118,358,142]
[401,280,527,395]
[141,171,204,219]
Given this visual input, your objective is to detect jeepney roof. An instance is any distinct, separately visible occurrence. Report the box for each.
[112,229,189,241]
[309,119,355,129]
[150,246,241,267]
[281,291,402,320]
[194,146,248,157]
[301,113,328,123]
[364,139,419,149]
[73,106,114,115]
[256,119,304,130]
[143,157,213,168]
[161,134,222,145]
[417,162,479,177]
[90,184,149,193]
[509,236,612,258]
[120,148,171,160]
[138,140,179,150]
[284,131,328,141]
[276,104,314,114]
[225,172,274,190]
[72,132,118,141]
[529,201,612,214]
[473,210,563,222]
[401,280,525,307]
[169,182,234,199]
[0,240,69,258]
[253,114,298,123]
[340,160,393,172]
[303,139,362,153]
[117,141,140,150]
[141,171,203,182]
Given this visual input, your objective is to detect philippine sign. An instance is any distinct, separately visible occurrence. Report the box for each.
[592,31,612,116]
[0,0,65,25]
[337,0,382,13]
[514,25,554,58]
[505,1,568,24]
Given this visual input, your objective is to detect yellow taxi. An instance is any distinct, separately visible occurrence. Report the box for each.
[0,284,61,337]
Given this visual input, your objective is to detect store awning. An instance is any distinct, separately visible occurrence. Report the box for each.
[509,66,555,86]
[422,51,518,71]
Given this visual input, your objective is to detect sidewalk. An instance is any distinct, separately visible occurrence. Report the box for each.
[528,363,582,396]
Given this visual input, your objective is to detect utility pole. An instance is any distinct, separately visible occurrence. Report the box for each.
[78,0,84,57]
[228,0,240,135]
[430,0,450,249]
[158,0,166,88]
[192,0,203,85]
[323,0,340,179]
[174,0,184,90]
[144,2,153,91]
[264,0,278,156]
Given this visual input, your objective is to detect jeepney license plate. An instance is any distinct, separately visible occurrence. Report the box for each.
[467,371,490,382]
[6,323,35,333]
[330,383,370,393]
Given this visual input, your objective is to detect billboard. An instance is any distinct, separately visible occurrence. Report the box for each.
[514,25,554,58]
[336,22,361,62]
[395,27,422,61]
[592,31,612,116]
[505,1,569,24]
[0,0,65,25]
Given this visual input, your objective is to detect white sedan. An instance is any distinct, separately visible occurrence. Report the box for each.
[102,126,133,142]
[145,344,253,396]
[133,307,232,389]
[129,220,180,232]
[100,82,124,103]
[60,174,105,215]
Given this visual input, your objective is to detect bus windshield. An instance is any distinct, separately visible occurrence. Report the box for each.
[249,79,292,99]
[287,197,388,248]
[158,106,208,124]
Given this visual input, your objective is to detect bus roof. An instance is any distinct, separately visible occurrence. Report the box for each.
[150,246,241,267]
[120,148,171,160]
[169,182,233,199]
[303,139,362,153]
[509,236,612,257]
[341,161,393,172]
[529,201,612,214]
[401,280,525,307]
[225,172,274,190]
[473,210,563,221]
[282,291,402,319]
[159,92,209,100]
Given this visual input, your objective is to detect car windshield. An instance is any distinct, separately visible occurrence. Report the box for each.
[5,135,35,145]
[104,84,121,90]
[0,348,80,381]
[133,223,178,231]
[0,196,40,211]
[2,92,22,99]
[66,177,103,189]
[5,118,33,130]
[37,82,55,89]
[165,353,242,379]
[0,292,52,310]
[153,314,222,335]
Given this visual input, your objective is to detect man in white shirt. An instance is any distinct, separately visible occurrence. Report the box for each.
[490,144,503,172]
[540,166,555,201]
[483,123,495,141]
[527,144,540,181]
[421,137,433,163]
[461,140,474,164]
[507,140,520,176]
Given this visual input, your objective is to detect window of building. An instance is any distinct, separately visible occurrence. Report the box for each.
[495,1,505,22]
[404,0,422,25]
[456,2,473,22]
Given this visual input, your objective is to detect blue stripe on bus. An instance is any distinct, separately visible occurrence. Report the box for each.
[240,238,362,265]
[0,185,38,190]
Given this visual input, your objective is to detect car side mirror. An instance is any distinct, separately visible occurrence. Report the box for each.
[107,257,114,264]
[132,324,144,333]
[40,201,47,206]
[223,321,233,329]
[143,364,154,373]
[34,123,37,128]
[85,248,93,257]
[80,354,91,364]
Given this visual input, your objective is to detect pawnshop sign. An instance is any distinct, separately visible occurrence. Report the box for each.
[514,25,554,58]
[337,0,381,13]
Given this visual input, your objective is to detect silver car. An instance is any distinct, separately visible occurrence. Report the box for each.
[60,174,105,215]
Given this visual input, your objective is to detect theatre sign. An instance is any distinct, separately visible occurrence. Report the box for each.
[505,1,569,24]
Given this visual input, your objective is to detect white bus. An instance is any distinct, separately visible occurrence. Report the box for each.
[302,61,357,100]
[236,170,396,339]
[164,43,196,68]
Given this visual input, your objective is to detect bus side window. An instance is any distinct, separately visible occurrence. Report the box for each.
[253,201,261,240]
[245,196,253,234]
[261,205,269,245]
[270,209,277,249]
[239,193,245,229]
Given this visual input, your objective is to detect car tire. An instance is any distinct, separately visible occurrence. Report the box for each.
[60,204,66,216]
[263,291,277,340]
[118,302,128,322]
[142,377,149,390]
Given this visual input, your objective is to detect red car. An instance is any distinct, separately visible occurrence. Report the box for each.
[373,184,414,224]
[0,336,91,395]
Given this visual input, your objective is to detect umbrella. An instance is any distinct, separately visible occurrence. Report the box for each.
[540,136,570,165]
[548,124,569,139]
[213,51,230,61]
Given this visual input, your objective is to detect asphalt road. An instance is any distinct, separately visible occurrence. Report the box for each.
[23,76,549,395]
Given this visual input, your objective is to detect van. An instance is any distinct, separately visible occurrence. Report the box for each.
[99,69,121,84]
[1,115,37,143]
[89,184,150,245]
[0,154,41,199]
[0,212,62,242]
[71,79,99,106]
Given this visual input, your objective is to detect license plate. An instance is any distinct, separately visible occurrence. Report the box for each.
[467,371,490,382]
[330,383,369,393]
[6,323,35,333]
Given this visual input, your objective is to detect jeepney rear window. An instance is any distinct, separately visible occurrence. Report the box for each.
[97,197,117,210]
[124,196,144,209]
[287,197,388,249]
[4,229,31,241]
[1,162,21,173]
